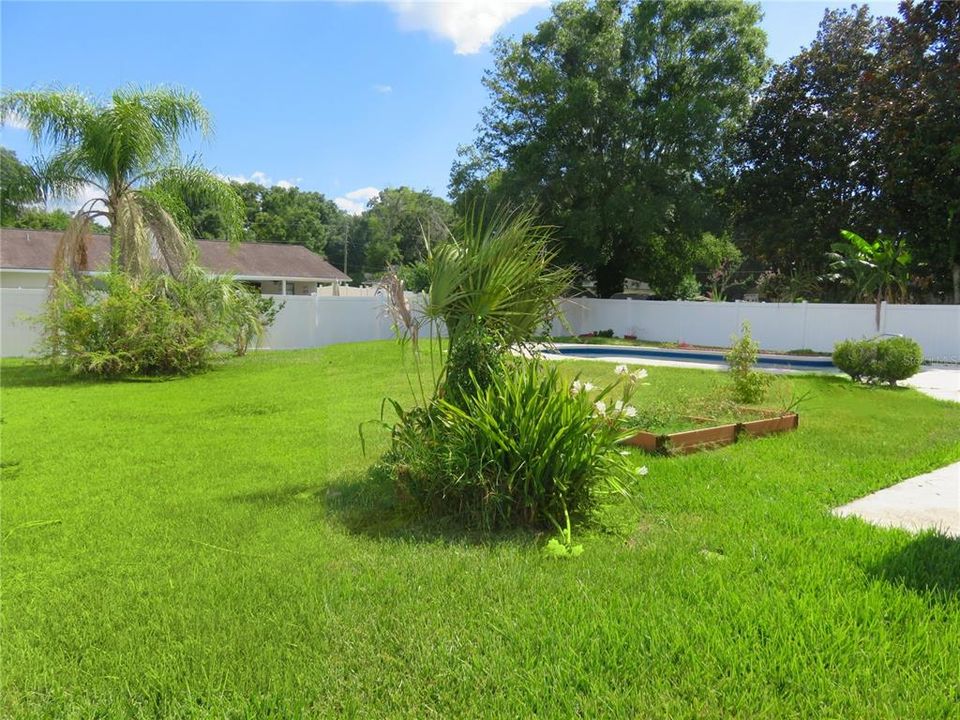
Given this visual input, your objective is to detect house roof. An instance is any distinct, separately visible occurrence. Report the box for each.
[0,228,350,282]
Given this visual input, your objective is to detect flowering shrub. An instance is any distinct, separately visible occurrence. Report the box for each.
[384,360,647,530]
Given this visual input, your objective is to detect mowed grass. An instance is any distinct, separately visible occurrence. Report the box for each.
[2,341,959,718]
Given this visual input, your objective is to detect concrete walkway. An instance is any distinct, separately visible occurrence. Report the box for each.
[834,364,960,538]
[834,463,960,538]
[904,365,960,403]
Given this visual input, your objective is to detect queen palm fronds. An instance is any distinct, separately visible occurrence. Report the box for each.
[51,213,93,280]
[0,86,243,282]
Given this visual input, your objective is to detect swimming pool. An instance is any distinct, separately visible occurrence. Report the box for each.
[549,343,837,370]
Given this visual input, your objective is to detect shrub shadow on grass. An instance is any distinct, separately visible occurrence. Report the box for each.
[0,363,96,388]
[0,360,234,389]
[231,468,543,548]
[868,532,960,599]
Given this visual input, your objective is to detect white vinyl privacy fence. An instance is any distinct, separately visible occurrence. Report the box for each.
[2,288,958,362]
[0,289,405,357]
[552,299,960,363]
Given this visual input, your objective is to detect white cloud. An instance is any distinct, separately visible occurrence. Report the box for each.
[372,84,393,94]
[388,0,548,54]
[1,112,30,131]
[334,186,380,216]
[222,170,301,189]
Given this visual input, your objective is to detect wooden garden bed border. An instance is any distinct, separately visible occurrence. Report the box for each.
[621,412,799,455]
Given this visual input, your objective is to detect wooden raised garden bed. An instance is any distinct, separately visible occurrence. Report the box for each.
[622,412,799,455]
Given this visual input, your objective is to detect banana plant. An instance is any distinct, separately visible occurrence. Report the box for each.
[827,230,912,330]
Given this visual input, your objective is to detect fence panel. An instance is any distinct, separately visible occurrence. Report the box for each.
[2,288,957,361]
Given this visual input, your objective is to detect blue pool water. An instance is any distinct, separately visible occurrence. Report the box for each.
[551,344,836,370]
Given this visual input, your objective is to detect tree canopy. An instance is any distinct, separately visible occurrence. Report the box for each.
[734,0,959,301]
[450,0,767,297]
[0,147,40,222]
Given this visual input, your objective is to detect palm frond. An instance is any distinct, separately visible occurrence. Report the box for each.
[124,85,212,143]
[31,150,99,203]
[0,89,95,147]
[136,192,197,278]
[114,195,152,278]
[143,165,245,243]
[51,213,94,281]
[425,204,574,348]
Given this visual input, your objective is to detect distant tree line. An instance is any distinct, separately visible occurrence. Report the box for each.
[3,1,956,301]
[2,145,453,287]
[452,0,958,302]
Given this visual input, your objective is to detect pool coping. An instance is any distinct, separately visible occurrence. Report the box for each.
[542,342,837,371]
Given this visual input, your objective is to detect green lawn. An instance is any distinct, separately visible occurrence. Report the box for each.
[3,341,959,718]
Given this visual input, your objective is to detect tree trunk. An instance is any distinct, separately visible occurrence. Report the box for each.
[594,259,625,298]
[953,262,959,305]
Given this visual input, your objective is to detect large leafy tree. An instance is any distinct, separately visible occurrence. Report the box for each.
[234,183,343,254]
[451,0,767,297]
[179,180,349,257]
[875,0,960,302]
[734,7,885,274]
[0,86,244,278]
[735,1,959,301]
[347,187,456,275]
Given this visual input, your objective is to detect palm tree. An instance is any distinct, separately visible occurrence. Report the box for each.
[0,86,244,280]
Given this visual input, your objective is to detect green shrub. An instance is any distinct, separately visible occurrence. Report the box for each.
[832,338,876,382]
[874,337,923,385]
[833,336,922,386]
[397,262,431,293]
[385,361,643,530]
[725,321,770,404]
[38,269,277,376]
[225,288,283,356]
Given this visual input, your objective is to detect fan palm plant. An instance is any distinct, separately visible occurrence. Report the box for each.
[424,205,574,350]
[0,86,244,280]
[380,205,574,403]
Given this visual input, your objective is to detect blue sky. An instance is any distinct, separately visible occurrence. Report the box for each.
[1,1,896,213]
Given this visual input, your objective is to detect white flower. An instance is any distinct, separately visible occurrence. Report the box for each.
[631,369,648,381]
[615,364,629,376]
[594,400,607,417]
[570,380,582,395]
[623,405,637,418]
[583,382,595,392]
[635,465,649,476]
[614,400,624,413]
